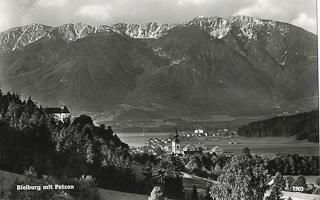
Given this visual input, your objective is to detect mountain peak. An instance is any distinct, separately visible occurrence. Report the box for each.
[0,15,311,52]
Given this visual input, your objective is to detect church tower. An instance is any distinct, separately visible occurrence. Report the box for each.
[172,126,181,154]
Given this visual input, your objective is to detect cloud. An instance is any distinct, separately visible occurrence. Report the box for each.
[0,10,9,31]
[177,0,210,5]
[233,0,317,34]
[0,0,26,31]
[76,4,112,22]
[292,13,317,33]
[235,0,282,17]
[37,0,69,7]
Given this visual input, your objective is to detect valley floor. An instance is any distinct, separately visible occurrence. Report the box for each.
[119,134,319,157]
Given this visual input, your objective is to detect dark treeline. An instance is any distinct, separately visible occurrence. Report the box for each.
[266,153,319,175]
[0,90,145,198]
[238,110,319,142]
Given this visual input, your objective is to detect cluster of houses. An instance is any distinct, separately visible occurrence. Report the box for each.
[180,128,237,139]
[146,137,172,146]
[142,127,235,157]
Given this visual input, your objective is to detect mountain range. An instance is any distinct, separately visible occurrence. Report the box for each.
[0,16,318,118]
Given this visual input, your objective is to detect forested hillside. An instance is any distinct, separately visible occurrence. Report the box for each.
[238,110,319,142]
[0,90,147,199]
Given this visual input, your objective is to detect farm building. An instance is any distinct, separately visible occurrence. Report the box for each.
[181,144,204,155]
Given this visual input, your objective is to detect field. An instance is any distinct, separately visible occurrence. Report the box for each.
[194,136,319,157]
[118,133,319,157]
[0,170,24,197]
[281,191,320,200]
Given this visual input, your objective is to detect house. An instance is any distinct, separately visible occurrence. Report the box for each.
[211,146,224,155]
[183,144,196,152]
[163,145,171,152]
[182,144,203,155]
[211,146,234,157]
[44,105,70,121]
[194,129,204,134]
[196,143,208,151]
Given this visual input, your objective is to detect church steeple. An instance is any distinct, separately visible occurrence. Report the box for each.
[172,125,181,154]
[173,126,180,143]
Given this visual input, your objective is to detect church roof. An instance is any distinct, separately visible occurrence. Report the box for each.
[61,105,70,113]
[171,126,180,142]
[212,146,223,152]
[172,134,180,142]
[195,143,207,150]
[183,144,196,150]
[44,106,70,114]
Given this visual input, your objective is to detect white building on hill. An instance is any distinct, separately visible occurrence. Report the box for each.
[44,105,70,121]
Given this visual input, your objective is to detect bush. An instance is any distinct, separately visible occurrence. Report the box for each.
[293,175,307,189]
[313,187,320,195]
[150,186,167,200]
[316,177,320,186]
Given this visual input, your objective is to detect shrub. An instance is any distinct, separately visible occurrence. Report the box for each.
[150,186,167,200]
[315,177,320,186]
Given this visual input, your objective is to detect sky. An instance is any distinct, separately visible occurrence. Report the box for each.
[0,0,317,34]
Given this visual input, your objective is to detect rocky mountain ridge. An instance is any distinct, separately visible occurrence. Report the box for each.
[0,15,304,52]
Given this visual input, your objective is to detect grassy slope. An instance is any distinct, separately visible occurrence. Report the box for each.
[282,191,320,200]
[0,170,24,198]
[99,188,148,200]
[0,170,148,200]
[2,170,319,200]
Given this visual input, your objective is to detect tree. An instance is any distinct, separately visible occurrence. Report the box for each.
[313,187,320,195]
[202,184,213,200]
[162,174,183,199]
[210,155,268,200]
[191,185,199,200]
[242,147,251,155]
[267,172,285,200]
[150,186,167,200]
[273,172,286,190]
[285,176,295,192]
[294,175,307,189]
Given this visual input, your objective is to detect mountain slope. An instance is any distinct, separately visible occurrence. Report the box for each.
[0,16,317,115]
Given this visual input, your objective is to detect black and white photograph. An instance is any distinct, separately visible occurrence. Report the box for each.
[0,0,319,199]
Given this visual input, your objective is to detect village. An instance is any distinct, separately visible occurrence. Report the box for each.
[131,127,237,158]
